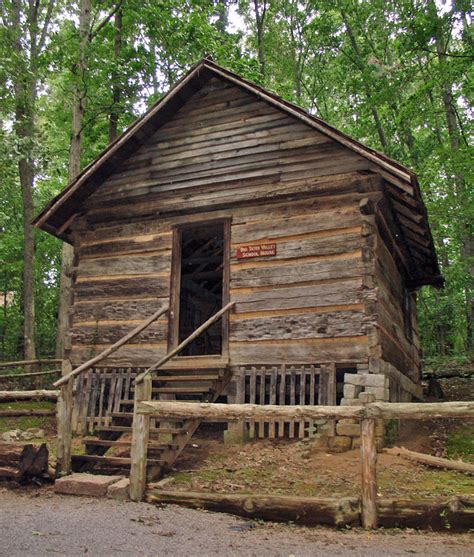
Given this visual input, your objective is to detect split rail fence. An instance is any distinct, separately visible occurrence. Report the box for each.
[128,398,474,529]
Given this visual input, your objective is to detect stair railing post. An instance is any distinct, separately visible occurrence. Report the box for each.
[360,416,378,528]
[130,374,152,502]
[56,360,73,477]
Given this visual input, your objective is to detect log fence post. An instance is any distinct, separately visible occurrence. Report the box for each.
[360,416,378,528]
[56,360,73,477]
[129,374,152,501]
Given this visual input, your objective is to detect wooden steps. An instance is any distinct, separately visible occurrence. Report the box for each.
[96,425,187,435]
[151,386,213,394]
[83,439,177,450]
[154,374,220,382]
[74,362,231,478]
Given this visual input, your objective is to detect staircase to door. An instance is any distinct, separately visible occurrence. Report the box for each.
[71,361,231,478]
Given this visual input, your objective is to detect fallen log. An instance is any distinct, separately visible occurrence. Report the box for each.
[0,442,49,480]
[146,490,360,527]
[0,409,55,417]
[384,446,474,474]
[378,497,474,531]
[0,390,59,402]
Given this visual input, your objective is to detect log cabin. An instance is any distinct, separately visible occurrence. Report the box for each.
[34,59,442,474]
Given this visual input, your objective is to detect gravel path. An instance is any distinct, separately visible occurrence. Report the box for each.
[1,488,472,557]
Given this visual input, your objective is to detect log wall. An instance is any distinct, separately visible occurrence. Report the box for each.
[374,208,420,384]
[66,77,420,400]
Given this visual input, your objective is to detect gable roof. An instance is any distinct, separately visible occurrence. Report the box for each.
[33,58,442,287]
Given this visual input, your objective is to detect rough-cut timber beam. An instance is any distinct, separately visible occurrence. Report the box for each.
[0,390,59,402]
[135,400,474,421]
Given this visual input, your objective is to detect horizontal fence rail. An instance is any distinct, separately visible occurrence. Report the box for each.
[0,389,59,402]
[129,399,474,528]
[134,400,474,421]
[0,359,62,369]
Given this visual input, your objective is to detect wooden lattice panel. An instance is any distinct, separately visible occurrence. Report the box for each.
[237,363,336,439]
[72,367,145,434]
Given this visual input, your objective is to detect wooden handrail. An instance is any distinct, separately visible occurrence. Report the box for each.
[135,301,236,384]
[54,304,169,388]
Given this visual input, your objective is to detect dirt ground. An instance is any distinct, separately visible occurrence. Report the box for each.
[164,419,474,499]
[1,488,473,557]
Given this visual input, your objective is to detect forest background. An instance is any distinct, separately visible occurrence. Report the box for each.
[0,0,472,370]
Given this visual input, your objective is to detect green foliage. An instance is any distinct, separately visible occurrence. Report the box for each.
[0,0,471,361]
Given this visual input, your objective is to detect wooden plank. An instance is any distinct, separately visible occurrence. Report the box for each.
[279,365,286,438]
[84,170,370,222]
[268,366,277,439]
[230,310,366,341]
[259,367,265,439]
[231,259,364,289]
[248,369,256,439]
[229,338,368,366]
[289,368,296,439]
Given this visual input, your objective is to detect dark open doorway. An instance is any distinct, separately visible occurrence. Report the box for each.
[174,222,227,356]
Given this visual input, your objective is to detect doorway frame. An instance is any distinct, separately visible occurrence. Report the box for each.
[168,218,231,358]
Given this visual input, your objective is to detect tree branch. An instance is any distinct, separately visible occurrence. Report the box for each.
[89,0,125,40]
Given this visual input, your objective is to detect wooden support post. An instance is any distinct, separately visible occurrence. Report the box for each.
[360,417,378,528]
[56,360,73,478]
[129,374,152,502]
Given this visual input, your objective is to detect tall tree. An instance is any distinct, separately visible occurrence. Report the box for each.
[3,0,55,360]
[56,0,91,358]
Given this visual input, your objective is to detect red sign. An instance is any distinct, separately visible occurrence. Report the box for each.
[236,243,277,259]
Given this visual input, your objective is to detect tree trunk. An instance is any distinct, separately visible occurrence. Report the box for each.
[433,3,472,352]
[11,0,37,361]
[253,0,266,79]
[56,0,91,359]
[340,9,388,151]
[108,5,123,144]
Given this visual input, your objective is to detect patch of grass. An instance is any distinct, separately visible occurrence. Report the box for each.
[378,467,474,498]
[171,472,193,485]
[446,425,474,463]
[0,401,56,433]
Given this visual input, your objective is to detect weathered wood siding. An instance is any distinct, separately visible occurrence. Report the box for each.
[374,210,420,382]
[68,77,383,369]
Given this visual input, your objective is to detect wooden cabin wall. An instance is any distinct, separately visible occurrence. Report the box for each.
[68,77,384,370]
[373,212,420,384]
[70,196,373,367]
